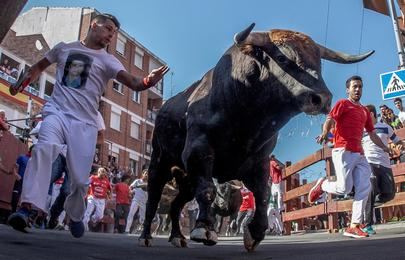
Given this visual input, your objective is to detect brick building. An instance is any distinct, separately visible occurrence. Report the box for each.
[0,7,166,176]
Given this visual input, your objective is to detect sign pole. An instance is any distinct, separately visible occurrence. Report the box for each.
[388,0,405,68]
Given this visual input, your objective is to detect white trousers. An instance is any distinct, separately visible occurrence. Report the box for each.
[271,183,283,211]
[321,148,371,224]
[83,196,106,229]
[125,200,146,232]
[21,106,97,222]
[267,207,283,233]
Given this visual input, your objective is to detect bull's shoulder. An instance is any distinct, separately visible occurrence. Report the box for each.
[187,70,213,106]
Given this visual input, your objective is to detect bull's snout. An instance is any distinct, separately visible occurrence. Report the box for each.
[299,90,332,115]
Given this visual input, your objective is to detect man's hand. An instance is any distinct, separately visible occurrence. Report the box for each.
[9,70,32,96]
[145,65,170,87]
[316,132,328,145]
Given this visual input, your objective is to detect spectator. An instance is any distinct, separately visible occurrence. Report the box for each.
[379,104,388,123]
[0,59,9,73]
[83,167,112,231]
[0,109,10,140]
[394,98,405,126]
[114,175,131,233]
[386,108,403,130]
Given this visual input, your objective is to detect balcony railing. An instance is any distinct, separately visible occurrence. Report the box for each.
[0,71,16,84]
[26,85,40,96]
[145,140,152,156]
[147,109,157,123]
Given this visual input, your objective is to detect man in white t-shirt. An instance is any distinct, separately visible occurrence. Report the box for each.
[361,104,402,235]
[125,170,148,233]
[8,13,169,238]
[394,98,405,126]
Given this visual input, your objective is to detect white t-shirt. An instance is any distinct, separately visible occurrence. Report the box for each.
[398,111,405,125]
[362,121,400,168]
[130,179,148,204]
[44,41,125,127]
[96,111,105,131]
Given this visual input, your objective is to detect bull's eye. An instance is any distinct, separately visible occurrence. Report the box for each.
[275,55,287,63]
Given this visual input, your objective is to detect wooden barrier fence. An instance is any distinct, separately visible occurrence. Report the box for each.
[282,128,405,235]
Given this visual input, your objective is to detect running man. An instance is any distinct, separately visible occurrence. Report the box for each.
[8,13,169,238]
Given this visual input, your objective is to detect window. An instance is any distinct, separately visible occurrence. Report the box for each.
[112,81,123,94]
[134,47,144,69]
[132,90,141,103]
[149,59,159,73]
[110,109,121,131]
[44,81,54,100]
[116,33,126,56]
[129,158,137,176]
[26,80,40,96]
[130,120,140,139]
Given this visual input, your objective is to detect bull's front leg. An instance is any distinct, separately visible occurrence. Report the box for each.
[242,163,270,252]
[182,136,218,246]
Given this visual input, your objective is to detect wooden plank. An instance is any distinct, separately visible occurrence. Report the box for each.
[394,175,405,184]
[377,192,405,208]
[284,147,331,178]
[282,204,325,222]
[327,200,353,213]
[392,164,405,177]
[283,181,315,202]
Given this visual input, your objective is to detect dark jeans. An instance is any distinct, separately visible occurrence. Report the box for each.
[49,155,70,220]
[364,163,396,226]
[115,204,130,233]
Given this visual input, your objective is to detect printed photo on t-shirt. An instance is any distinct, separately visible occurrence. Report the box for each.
[62,52,92,89]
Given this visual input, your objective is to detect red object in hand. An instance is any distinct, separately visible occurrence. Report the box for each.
[9,71,30,96]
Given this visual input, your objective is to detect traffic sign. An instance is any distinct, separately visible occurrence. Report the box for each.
[380,69,405,100]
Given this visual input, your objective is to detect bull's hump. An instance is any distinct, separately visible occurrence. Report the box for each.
[187,70,213,106]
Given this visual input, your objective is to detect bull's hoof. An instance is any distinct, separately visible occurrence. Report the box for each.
[170,237,188,248]
[138,238,153,247]
[190,227,218,246]
[243,226,261,252]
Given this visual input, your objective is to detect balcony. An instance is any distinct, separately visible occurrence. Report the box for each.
[147,109,157,124]
[145,140,153,156]
[26,85,40,96]
[0,71,16,84]
[148,80,163,98]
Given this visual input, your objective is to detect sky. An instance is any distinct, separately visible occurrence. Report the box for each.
[23,0,403,180]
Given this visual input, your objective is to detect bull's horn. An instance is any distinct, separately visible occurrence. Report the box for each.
[234,23,256,45]
[318,44,375,64]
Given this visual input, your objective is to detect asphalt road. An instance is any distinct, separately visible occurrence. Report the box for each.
[1,223,405,260]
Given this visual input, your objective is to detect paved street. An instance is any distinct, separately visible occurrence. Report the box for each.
[1,223,405,260]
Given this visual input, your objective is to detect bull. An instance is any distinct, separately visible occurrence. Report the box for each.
[139,23,373,251]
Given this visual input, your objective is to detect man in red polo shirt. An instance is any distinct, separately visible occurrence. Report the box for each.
[114,175,131,233]
[309,75,390,238]
[83,167,111,231]
[236,184,255,235]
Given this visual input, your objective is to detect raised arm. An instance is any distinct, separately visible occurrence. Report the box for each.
[9,57,52,95]
[116,65,169,92]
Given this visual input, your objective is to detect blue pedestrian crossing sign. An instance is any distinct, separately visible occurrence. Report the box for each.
[380,69,405,100]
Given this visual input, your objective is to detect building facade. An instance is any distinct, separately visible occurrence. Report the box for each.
[0,7,166,176]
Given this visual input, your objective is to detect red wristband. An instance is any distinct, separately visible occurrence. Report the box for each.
[143,77,151,88]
